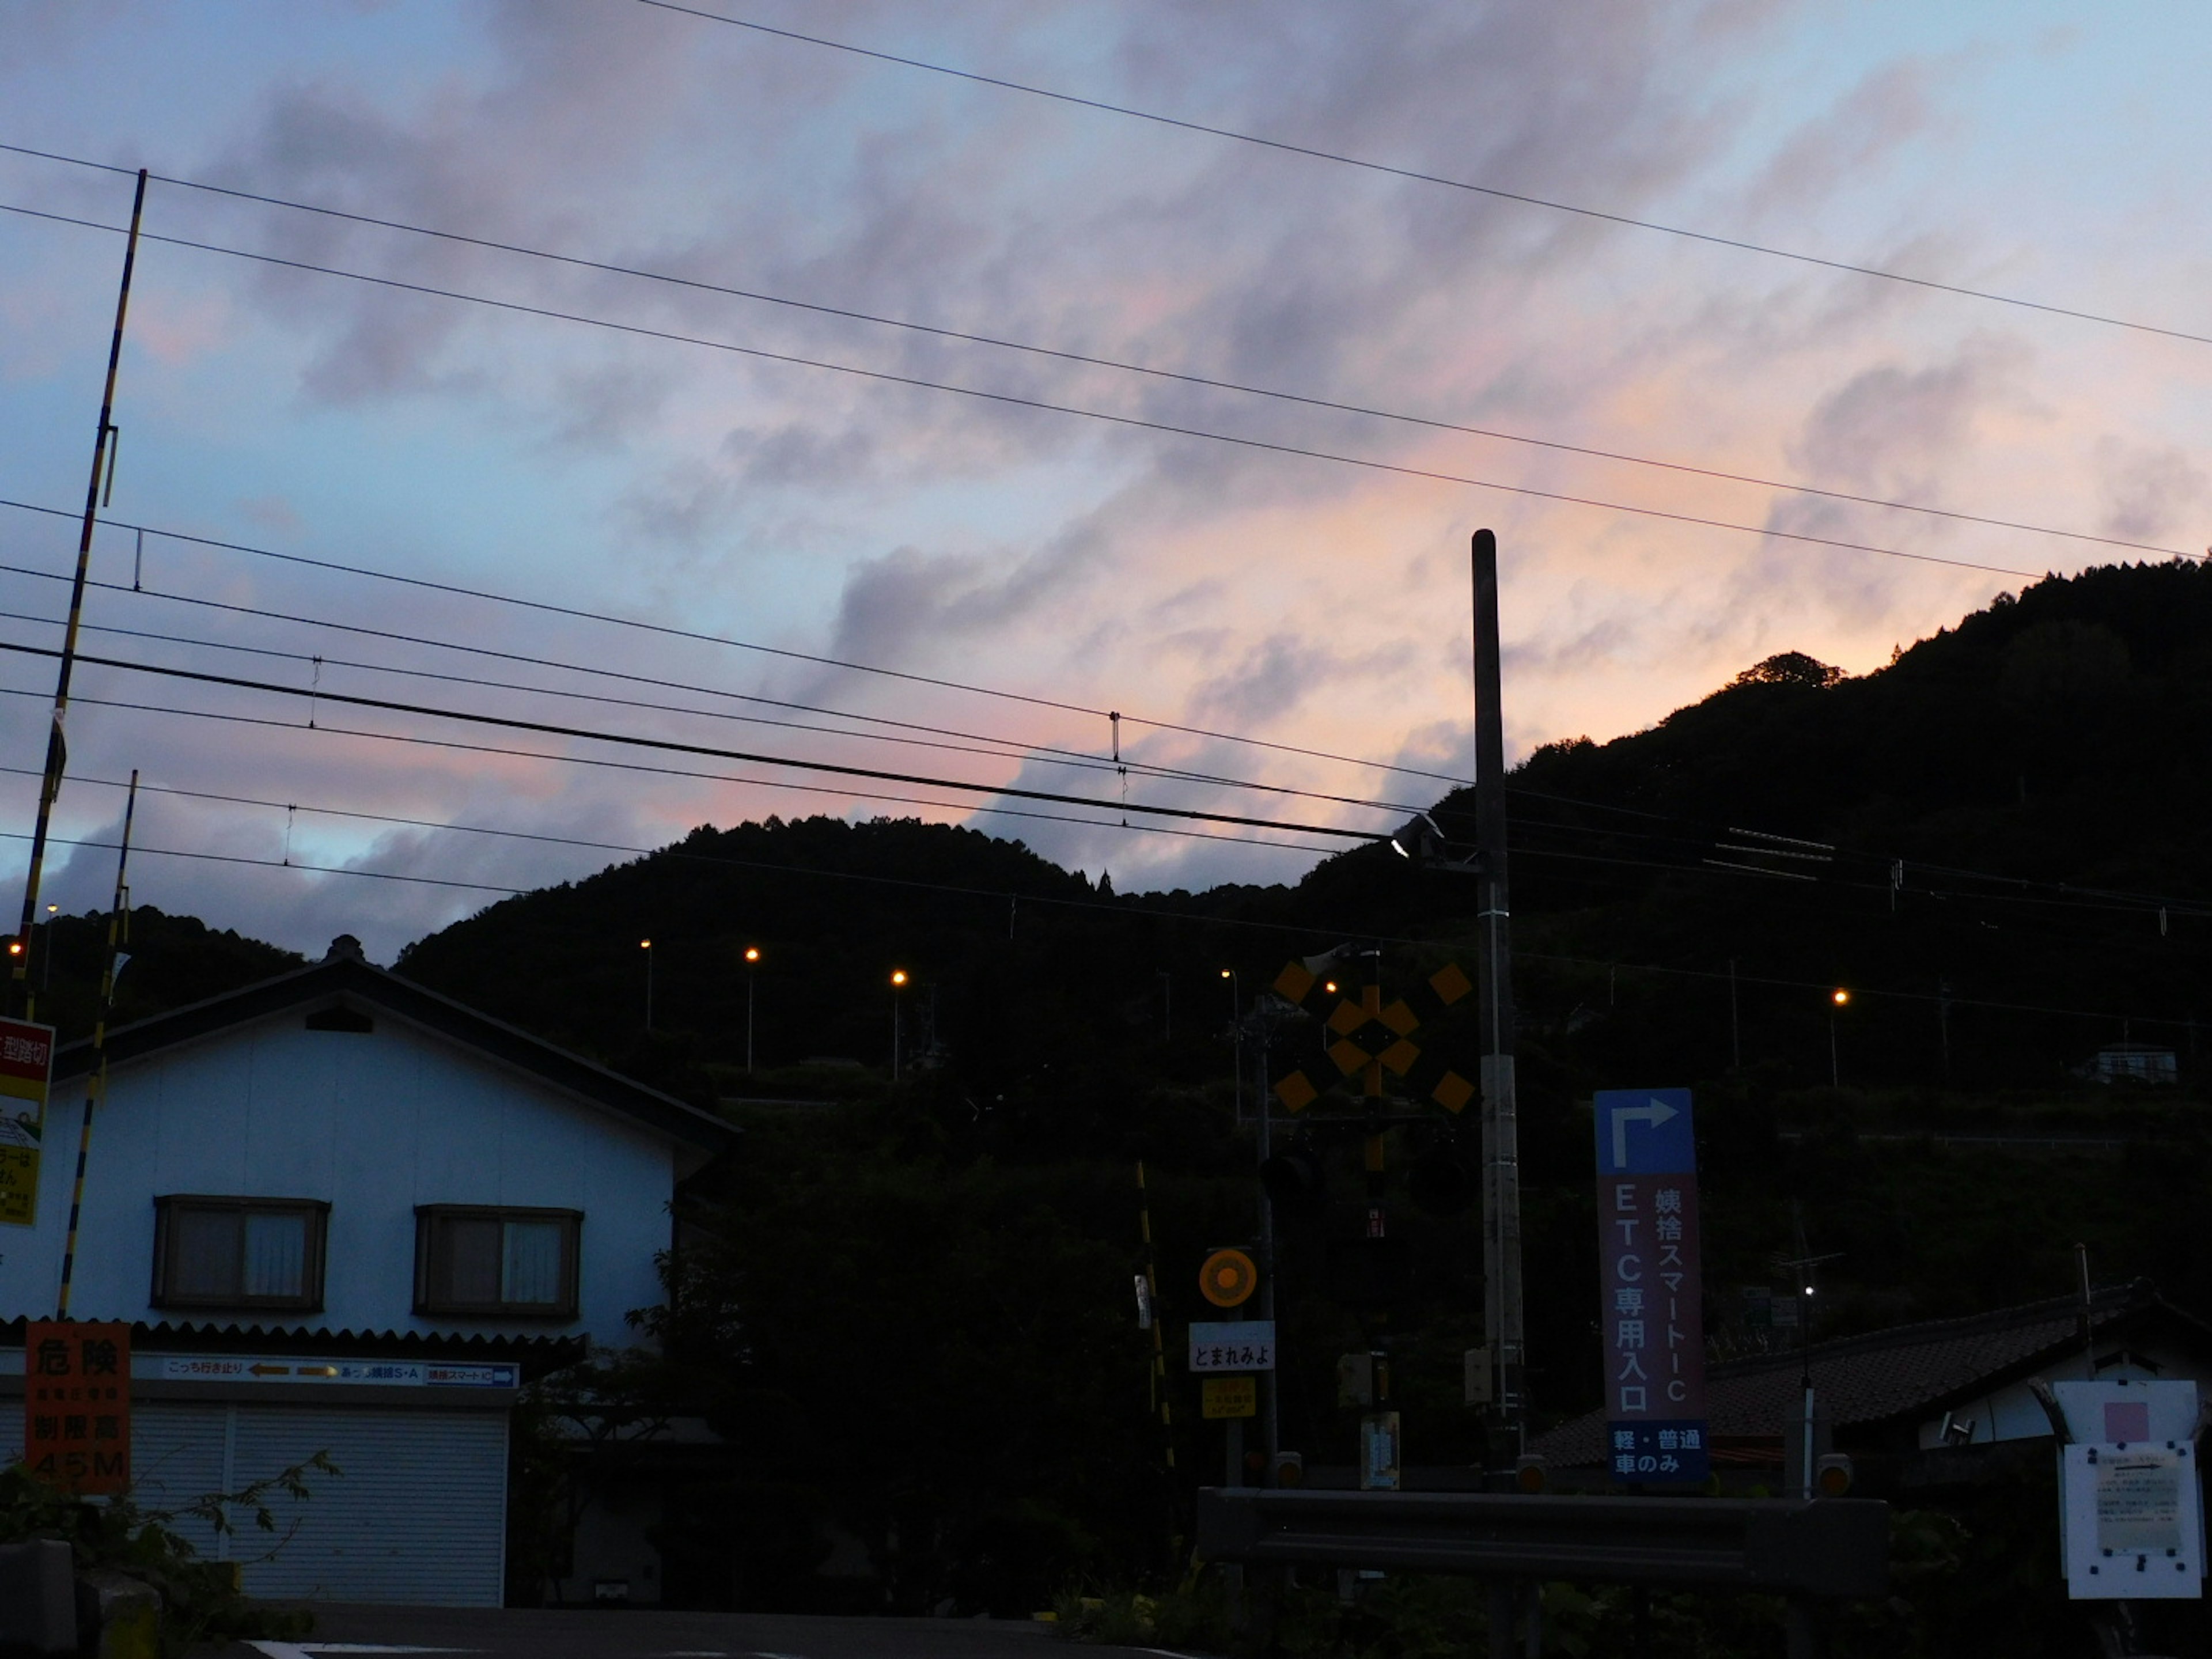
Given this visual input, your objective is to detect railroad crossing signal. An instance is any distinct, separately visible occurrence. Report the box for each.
[1268,959,1476,1115]
[1199,1247,1260,1308]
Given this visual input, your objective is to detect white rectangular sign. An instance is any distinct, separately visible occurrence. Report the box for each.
[158,1355,517,1389]
[1188,1321,1275,1372]
[2062,1442,2205,1600]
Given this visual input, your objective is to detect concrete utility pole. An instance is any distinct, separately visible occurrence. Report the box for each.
[1471,528,1526,1445]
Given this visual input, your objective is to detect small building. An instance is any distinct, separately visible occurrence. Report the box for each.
[0,940,734,1606]
[2080,1044,2179,1085]
[1532,1279,2212,1492]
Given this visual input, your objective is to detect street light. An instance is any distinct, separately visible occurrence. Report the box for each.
[640,938,654,1032]
[41,903,55,994]
[891,969,908,1080]
[1222,969,1241,1123]
[744,946,762,1073]
[1828,988,1849,1087]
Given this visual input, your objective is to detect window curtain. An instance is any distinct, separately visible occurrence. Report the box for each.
[502,1219,565,1306]
[242,1210,307,1298]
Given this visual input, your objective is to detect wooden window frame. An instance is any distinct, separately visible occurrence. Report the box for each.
[150,1194,329,1313]
[412,1205,582,1320]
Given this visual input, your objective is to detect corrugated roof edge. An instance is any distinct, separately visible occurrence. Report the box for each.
[0,1316,588,1381]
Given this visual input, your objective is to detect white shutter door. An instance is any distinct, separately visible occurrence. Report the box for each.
[129,1404,231,1561]
[229,1406,508,1606]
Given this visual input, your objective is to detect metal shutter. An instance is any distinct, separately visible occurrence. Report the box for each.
[129,1404,232,1562]
[124,1404,507,1605]
[230,1406,507,1606]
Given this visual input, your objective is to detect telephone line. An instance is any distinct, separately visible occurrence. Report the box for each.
[0,201,2071,584]
[0,590,1422,816]
[0,496,1476,788]
[8,807,2183,1036]
[626,3,2212,352]
[0,142,2181,558]
[0,639,1388,842]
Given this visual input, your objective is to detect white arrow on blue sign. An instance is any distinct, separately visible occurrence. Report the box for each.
[1593,1087,1695,1175]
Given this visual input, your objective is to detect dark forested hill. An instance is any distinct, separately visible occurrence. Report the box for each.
[385,560,2212,1109]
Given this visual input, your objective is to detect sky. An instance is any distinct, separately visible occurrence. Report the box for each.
[0,1,2207,963]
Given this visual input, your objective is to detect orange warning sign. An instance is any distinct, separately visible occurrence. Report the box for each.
[23,1321,131,1493]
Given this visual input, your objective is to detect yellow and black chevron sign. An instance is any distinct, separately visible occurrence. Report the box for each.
[1268,958,1478,1116]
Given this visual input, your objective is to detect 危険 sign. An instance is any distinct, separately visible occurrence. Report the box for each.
[1594,1088,1706,1484]
[23,1320,131,1493]
[0,1016,55,1226]
[1189,1320,1275,1372]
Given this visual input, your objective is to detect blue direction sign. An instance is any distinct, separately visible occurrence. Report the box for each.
[1593,1087,1695,1175]
[1593,1087,1707,1485]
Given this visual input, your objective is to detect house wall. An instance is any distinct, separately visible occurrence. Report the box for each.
[1913,1343,2199,1449]
[0,1003,678,1346]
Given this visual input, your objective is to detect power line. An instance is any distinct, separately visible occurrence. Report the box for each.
[0,760,1339,884]
[11,790,2187,1037]
[0,586,1425,817]
[0,200,2078,586]
[5,523,2194,924]
[0,639,1390,843]
[0,825,520,895]
[626,2,2212,353]
[0,495,1477,789]
[0,684,1344,862]
[0,141,2183,560]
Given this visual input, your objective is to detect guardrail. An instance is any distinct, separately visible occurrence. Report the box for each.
[1197,1486,1889,1599]
[1199,1488,1889,1657]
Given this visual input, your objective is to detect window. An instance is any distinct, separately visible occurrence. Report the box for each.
[414,1206,581,1319]
[151,1196,328,1312]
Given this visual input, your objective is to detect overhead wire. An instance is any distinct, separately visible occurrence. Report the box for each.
[626,2,2212,352]
[0,200,2081,587]
[0,582,1427,816]
[8,779,2190,1036]
[0,141,2186,560]
[0,495,1476,789]
[0,639,1390,842]
[0,686,1344,859]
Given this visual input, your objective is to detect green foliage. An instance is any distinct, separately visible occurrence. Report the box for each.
[0,1452,336,1653]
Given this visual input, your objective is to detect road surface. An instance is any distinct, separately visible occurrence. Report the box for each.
[217,1607,1179,1659]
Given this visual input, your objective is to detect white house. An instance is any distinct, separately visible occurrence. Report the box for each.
[0,938,735,1607]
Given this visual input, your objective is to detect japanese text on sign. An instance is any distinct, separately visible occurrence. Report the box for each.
[0,1016,55,1227]
[1188,1320,1275,1372]
[1594,1089,1706,1484]
[23,1321,131,1494]
[1202,1376,1257,1419]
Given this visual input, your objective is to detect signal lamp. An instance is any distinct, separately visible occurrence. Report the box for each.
[1514,1454,1550,1495]
[1814,1453,1854,1497]
[1271,1450,1304,1488]
[1831,988,1850,1006]
[1260,1144,1328,1215]
[5,938,21,957]
[1406,1149,1472,1216]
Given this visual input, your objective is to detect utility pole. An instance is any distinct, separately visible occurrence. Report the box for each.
[1471,528,1525,1447]
[55,770,135,1318]
[13,169,148,1020]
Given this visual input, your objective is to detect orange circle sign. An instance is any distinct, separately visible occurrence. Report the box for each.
[1199,1248,1260,1308]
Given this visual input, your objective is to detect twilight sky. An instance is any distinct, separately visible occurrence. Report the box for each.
[1,1,2207,962]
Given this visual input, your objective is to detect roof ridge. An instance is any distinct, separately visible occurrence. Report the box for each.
[1713,1279,2157,1377]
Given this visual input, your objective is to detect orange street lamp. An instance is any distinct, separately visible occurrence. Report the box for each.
[891,969,909,1079]
[639,938,654,1031]
[744,946,762,1073]
[1827,987,1849,1086]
